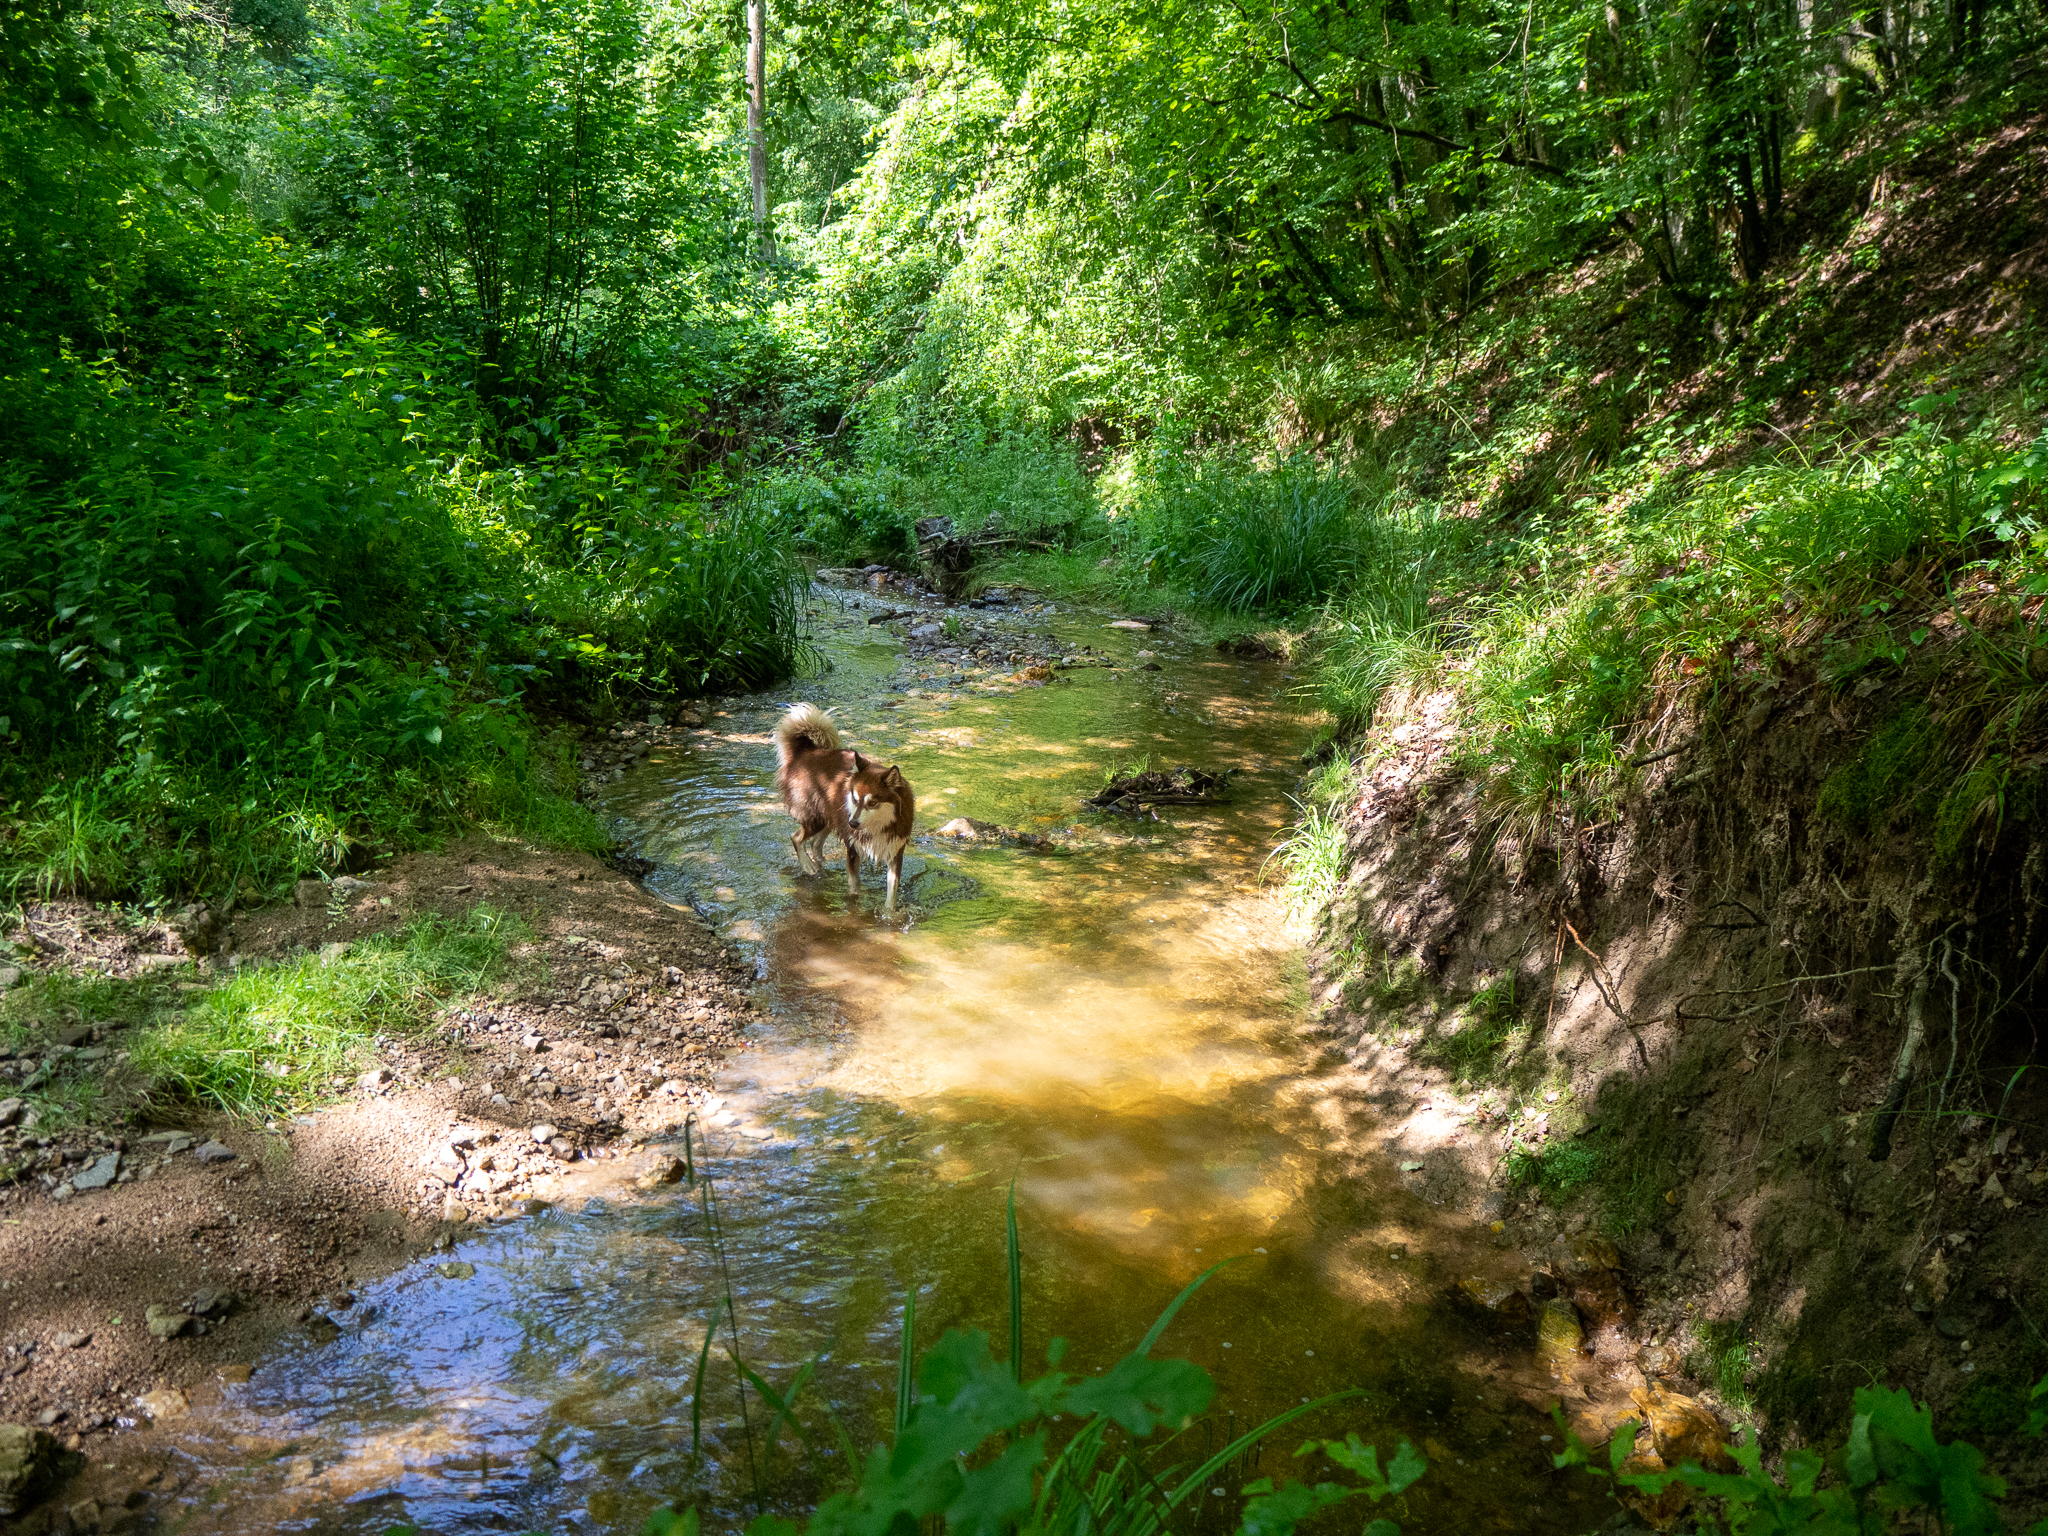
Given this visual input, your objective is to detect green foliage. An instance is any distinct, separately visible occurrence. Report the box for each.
[1817,708,1936,834]
[753,430,1097,569]
[1104,450,1386,614]
[1550,1376,2048,1534]
[1269,801,1346,908]
[132,906,522,1117]
[642,1270,1426,1536]
[1420,977,1524,1083]
[1503,1137,1602,1202]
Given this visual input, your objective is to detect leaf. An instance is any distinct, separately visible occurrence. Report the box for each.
[1062,1350,1215,1435]
[944,1430,1046,1536]
[1237,1478,1358,1536]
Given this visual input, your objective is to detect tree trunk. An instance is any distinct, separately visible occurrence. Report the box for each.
[747,0,772,261]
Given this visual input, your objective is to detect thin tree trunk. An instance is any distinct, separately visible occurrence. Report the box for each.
[747,0,772,261]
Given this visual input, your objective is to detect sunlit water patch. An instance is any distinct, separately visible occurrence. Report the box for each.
[134,589,1613,1535]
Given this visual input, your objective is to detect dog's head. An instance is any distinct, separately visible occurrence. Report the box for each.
[846,754,909,834]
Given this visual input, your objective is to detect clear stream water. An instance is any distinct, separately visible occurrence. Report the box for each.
[134,584,1606,1535]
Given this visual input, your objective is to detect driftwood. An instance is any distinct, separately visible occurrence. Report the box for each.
[1084,765,1238,816]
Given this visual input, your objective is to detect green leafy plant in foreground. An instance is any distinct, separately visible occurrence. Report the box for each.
[644,1205,1426,1536]
[1551,1376,2048,1534]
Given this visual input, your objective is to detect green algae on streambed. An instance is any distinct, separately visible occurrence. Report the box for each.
[96,587,1623,1535]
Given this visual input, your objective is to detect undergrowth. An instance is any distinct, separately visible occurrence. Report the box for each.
[130,906,523,1117]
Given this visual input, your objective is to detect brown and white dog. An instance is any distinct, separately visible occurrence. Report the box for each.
[772,703,916,914]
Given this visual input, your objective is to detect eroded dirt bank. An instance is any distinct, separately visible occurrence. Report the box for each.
[1306,670,2048,1515]
[0,829,761,1520]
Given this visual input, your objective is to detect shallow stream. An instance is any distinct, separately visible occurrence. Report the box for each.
[137,585,1606,1534]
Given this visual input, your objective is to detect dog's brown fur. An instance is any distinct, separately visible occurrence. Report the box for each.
[772,704,916,914]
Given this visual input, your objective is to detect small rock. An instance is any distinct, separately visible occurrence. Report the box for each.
[740,1125,774,1141]
[449,1125,483,1148]
[0,965,21,991]
[185,1286,233,1319]
[359,1067,393,1090]
[548,1138,576,1160]
[52,1331,91,1349]
[51,1182,75,1202]
[36,1409,63,1427]
[529,1123,558,1144]
[318,940,352,964]
[430,1144,465,1172]
[135,1388,190,1421]
[936,817,1004,841]
[324,1292,355,1311]
[441,1196,470,1224]
[293,879,329,908]
[635,1156,687,1189]
[522,1034,547,1053]
[71,1153,121,1191]
[144,1306,198,1340]
[193,1140,237,1165]
[217,1363,254,1383]
[0,1099,22,1129]
[434,1261,477,1280]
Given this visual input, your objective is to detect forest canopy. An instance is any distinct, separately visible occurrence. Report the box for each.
[2,0,2044,901]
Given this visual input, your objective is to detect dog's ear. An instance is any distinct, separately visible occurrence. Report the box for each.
[852,752,867,771]
[883,765,905,787]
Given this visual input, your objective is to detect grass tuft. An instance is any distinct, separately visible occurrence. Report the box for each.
[132,906,524,1118]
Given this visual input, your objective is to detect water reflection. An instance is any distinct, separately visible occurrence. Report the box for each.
[136,591,1608,1535]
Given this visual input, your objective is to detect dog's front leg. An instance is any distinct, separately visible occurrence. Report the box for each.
[845,840,862,897]
[883,849,902,914]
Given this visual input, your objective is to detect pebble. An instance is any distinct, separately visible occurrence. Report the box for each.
[359,1067,393,1090]
[193,1140,237,1166]
[52,1331,91,1350]
[144,1306,198,1340]
[134,1388,189,1421]
[0,1098,20,1128]
[434,1262,477,1280]
[529,1123,558,1144]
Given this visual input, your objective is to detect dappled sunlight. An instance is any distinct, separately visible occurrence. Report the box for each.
[137,597,1587,1534]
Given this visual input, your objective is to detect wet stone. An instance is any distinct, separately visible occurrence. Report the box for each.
[435,1262,477,1280]
[134,1387,189,1421]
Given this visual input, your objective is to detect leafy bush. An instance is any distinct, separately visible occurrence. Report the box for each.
[1106,449,1379,614]
[1552,1377,2048,1534]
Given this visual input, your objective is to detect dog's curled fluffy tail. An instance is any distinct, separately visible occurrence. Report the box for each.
[773,702,842,767]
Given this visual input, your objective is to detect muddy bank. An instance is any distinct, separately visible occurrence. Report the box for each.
[1306,672,2048,1510]
[0,834,759,1501]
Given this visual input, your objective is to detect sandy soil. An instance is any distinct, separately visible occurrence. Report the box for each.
[0,827,759,1503]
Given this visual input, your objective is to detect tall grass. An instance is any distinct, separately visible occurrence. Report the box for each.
[1392,430,2048,836]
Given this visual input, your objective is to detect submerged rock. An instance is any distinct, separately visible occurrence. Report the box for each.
[1536,1298,1583,1359]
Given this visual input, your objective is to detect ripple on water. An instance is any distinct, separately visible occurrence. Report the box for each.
[136,592,1610,1535]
